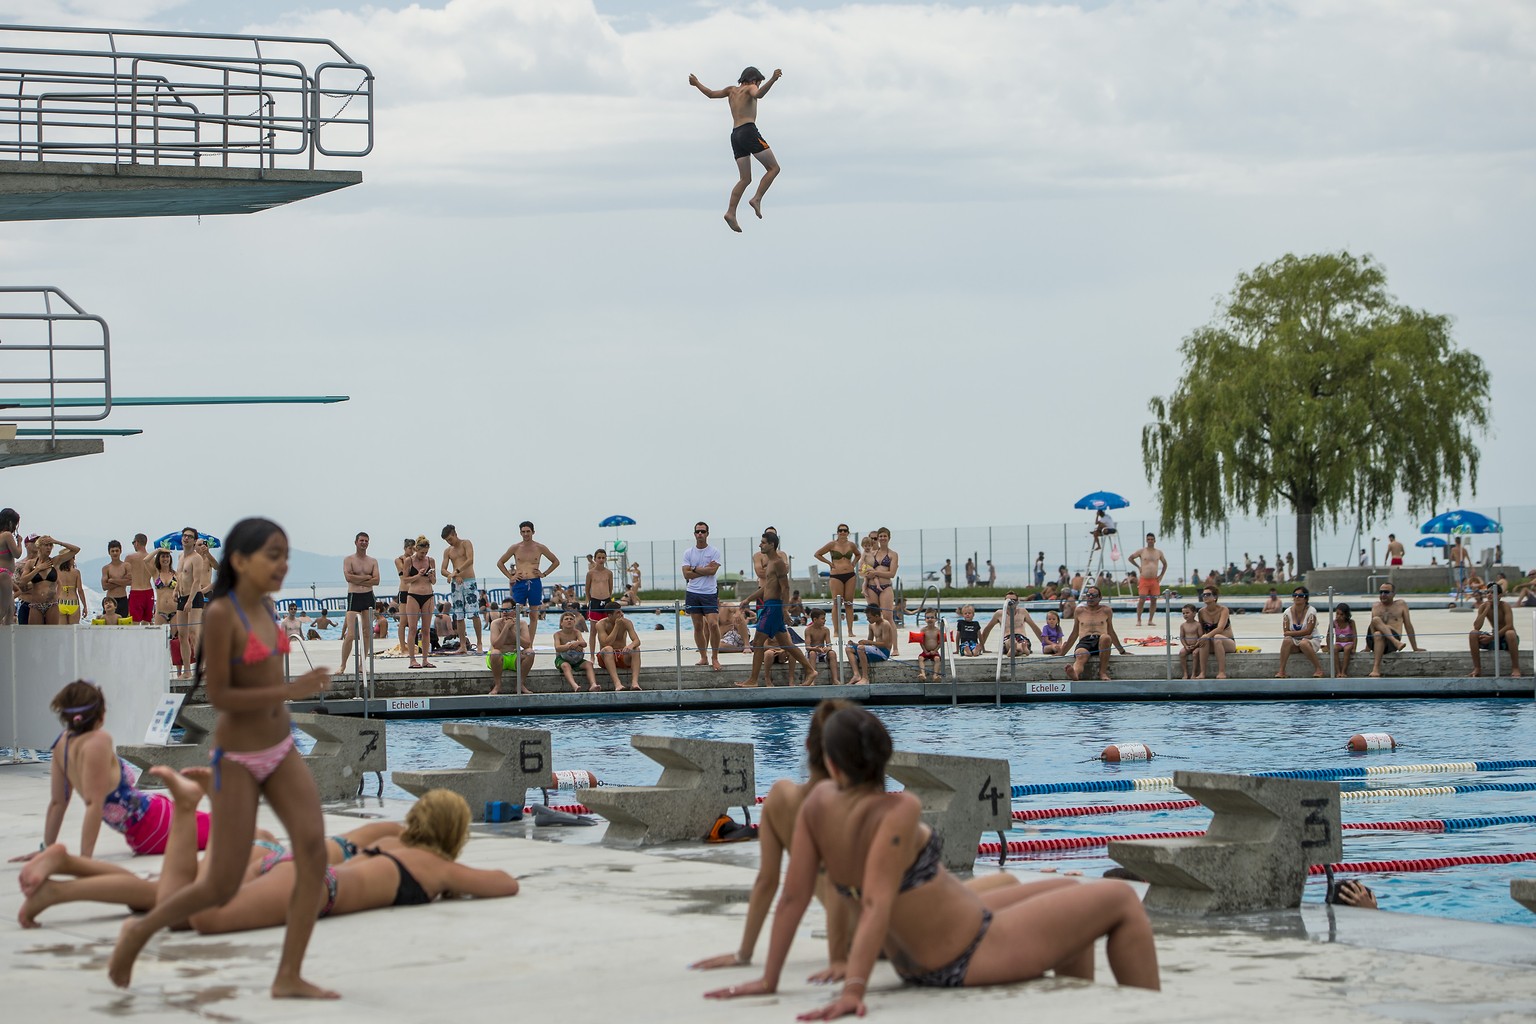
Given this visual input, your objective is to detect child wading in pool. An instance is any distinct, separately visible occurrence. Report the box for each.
[109,517,334,999]
[688,66,784,232]
[553,611,598,692]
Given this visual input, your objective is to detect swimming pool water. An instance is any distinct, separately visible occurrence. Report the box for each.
[372,698,1536,926]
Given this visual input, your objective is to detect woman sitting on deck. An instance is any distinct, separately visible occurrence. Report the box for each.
[707,705,1159,1017]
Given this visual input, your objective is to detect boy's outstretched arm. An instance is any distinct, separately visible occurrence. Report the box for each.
[689,74,728,99]
[754,68,783,98]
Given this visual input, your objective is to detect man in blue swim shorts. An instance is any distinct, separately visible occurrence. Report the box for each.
[688,65,783,232]
[496,521,559,637]
[733,532,816,688]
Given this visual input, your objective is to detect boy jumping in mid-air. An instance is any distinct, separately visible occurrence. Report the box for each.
[688,66,783,232]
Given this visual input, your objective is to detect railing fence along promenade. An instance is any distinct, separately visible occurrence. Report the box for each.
[0,23,373,168]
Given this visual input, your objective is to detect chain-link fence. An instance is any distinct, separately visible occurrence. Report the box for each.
[621,505,1533,593]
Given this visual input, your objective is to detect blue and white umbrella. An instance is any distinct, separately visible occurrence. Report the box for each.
[153,530,222,551]
[598,515,636,556]
[1415,537,1447,548]
[1073,491,1130,511]
[1419,510,1502,535]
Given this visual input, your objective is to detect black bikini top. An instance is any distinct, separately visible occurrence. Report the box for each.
[365,846,433,906]
[833,829,943,901]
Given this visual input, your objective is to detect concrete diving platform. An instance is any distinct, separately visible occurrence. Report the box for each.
[0,435,103,469]
[0,159,362,221]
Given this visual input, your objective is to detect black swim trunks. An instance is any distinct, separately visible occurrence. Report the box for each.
[348,591,376,614]
[730,122,770,159]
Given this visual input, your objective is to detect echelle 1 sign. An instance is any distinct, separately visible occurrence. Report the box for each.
[386,698,431,712]
[1026,681,1071,696]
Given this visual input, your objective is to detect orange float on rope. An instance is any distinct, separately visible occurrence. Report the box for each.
[550,769,600,789]
[1101,743,1154,762]
[1347,733,1396,752]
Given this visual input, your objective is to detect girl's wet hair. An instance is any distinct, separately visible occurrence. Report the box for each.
[51,679,105,735]
[805,699,853,780]
[403,789,471,860]
[0,507,18,532]
[822,705,892,786]
[1336,603,1353,621]
[208,518,285,602]
[738,66,765,84]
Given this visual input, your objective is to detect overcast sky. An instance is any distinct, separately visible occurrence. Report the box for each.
[3,0,1533,575]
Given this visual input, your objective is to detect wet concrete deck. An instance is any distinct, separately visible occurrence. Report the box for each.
[2,765,1533,1023]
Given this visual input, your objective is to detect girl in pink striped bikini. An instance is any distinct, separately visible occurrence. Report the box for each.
[109,517,335,1000]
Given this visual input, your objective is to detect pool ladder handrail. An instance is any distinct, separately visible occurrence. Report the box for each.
[285,631,328,712]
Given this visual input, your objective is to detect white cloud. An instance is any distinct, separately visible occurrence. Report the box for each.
[4,2,1533,563]
[224,0,1536,211]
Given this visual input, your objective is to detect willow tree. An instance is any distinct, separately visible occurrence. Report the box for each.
[1142,251,1489,575]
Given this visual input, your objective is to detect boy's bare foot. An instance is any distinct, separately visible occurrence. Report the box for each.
[568,682,580,692]
[19,842,67,896]
[711,659,722,671]
[1065,665,1079,681]
[19,879,62,927]
[272,976,341,1000]
[1368,670,1382,678]
[627,684,642,691]
[1099,673,1111,681]
[801,671,819,686]
[108,917,150,989]
[749,197,763,219]
[733,680,758,688]
[724,213,742,233]
[148,766,204,809]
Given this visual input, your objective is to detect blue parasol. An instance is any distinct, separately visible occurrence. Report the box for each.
[1073,491,1130,511]
[153,530,222,551]
[1415,537,1447,548]
[598,515,635,556]
[1419,509,1502,535]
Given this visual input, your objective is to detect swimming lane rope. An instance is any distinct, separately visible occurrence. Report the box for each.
[1010,759,1536,798]
[986,815,1536,854]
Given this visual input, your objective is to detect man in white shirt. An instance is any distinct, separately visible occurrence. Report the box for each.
[682,520,723,670]
[1091,509,1118,554]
